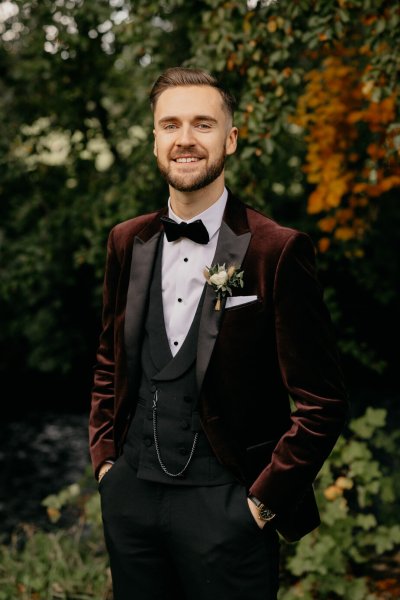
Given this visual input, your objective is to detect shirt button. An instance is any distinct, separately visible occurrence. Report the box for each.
[179,446,188,455]
[180,420,190,430]
[143,437,153,447]
[174,341,179,346]
[178,298,182,303]
[184,257,188,262]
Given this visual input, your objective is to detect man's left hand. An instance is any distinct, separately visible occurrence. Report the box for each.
[247,497,267,529]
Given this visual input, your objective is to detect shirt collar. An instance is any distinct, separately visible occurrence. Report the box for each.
[167,187,228,241]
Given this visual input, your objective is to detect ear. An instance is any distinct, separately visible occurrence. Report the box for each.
[225,126,238,156]
[153,129,158,157]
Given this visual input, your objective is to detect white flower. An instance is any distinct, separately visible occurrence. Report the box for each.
[209,270,228,287]
[204,262,244,311]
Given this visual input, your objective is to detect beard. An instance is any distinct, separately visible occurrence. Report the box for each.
[157,149,226,192]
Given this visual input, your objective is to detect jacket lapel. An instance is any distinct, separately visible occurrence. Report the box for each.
[196,193,251,393]
[124,209,166,390]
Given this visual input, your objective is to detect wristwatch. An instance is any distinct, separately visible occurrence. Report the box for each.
[248,494,276,522]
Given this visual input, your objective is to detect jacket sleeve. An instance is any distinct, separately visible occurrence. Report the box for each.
[89,228,120,477]
[249,231,349,514]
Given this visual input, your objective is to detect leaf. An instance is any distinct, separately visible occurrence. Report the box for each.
[350,407,387,439]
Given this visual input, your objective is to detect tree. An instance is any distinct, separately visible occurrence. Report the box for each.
[1,0,398,399]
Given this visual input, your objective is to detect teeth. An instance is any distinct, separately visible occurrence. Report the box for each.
[175,157,199,163]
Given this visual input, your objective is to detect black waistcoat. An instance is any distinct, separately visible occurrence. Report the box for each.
[123,237,236,485]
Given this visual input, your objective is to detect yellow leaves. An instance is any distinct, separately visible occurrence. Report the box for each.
[359,44,371,56]
[367,143,385,159]
[318,237,331,253]
[293,48,400,252]
[361,80,374,97]
[353,182,367,194]
[324,476,353,500]
[318,216,336,233]
[243,13,252,34]
[226,52,236,72]
[267,18,277,33]
[336,208,354,224]
[380,175,400,192]
[326,189,343,209]
[347,110,364,124]
[46,506,61,523]
[336,476,354,490]
[308,189,326,214]
[324,484,343,501]
[334,227,355,241]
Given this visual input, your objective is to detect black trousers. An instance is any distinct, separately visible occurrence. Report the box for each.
[99,454,280,600]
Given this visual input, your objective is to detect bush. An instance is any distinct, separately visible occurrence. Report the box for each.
[0,409,399,599]
[0,474,110,600]
[279,407,400,599]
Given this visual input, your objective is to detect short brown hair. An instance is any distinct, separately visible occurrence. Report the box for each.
[149,67,236,120]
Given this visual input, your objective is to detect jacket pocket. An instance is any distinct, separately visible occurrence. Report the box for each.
[245,439,277,485]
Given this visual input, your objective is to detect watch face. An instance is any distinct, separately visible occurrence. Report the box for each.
[259,507,275,521]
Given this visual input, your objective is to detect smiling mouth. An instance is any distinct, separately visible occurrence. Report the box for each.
[173,157,202,163]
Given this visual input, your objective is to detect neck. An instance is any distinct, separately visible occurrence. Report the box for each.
[169,175,225,220]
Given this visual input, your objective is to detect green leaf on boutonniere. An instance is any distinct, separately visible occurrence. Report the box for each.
[203,263,244,310]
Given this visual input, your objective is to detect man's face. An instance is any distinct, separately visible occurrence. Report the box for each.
[153,85,237,193]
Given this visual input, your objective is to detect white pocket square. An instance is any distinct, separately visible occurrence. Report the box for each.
[225,295,258,309]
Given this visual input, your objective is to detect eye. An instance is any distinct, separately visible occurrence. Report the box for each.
[163,123,178,130]
[196,123,212,129]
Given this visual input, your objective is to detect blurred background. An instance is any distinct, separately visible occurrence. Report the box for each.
[0,0,399,598]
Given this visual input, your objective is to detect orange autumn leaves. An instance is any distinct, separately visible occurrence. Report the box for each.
[293,54,400,254]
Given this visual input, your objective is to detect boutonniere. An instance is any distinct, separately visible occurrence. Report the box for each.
[203,263,244,311]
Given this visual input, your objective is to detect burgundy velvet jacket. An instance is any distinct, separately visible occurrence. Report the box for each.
[89,192,348,542]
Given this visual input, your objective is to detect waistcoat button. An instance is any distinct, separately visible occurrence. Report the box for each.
[143,437,153,447]
[180,420,190,430]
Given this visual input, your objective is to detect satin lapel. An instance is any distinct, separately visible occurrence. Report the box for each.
[124,211,166,389]
[196,213,251,394]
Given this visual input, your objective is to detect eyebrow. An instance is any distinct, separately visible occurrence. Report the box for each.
[158,115,218,125]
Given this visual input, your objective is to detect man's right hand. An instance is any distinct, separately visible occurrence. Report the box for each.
[98,462,113,483]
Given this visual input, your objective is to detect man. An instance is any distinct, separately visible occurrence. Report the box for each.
[89,67,348,600]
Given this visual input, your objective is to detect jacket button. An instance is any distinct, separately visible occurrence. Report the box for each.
[143,437,153,447]
[180,420,190,430]
[179,446,187,455]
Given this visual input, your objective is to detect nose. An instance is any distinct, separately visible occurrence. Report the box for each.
[176,124,196,147]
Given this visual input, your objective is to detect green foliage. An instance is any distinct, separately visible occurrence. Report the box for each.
[0,2,398,386]
[279,407,400,599]
[0,409,398,598]
[0,486,109,599]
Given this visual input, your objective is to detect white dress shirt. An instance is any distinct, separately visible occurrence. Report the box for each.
[162,187,228,356]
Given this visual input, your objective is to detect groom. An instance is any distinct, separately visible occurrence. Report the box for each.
[89,67,348,600]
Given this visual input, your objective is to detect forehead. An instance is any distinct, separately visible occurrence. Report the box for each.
[154,85,226,122]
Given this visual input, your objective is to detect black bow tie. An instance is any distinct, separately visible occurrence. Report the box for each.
[160,216,209,244]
